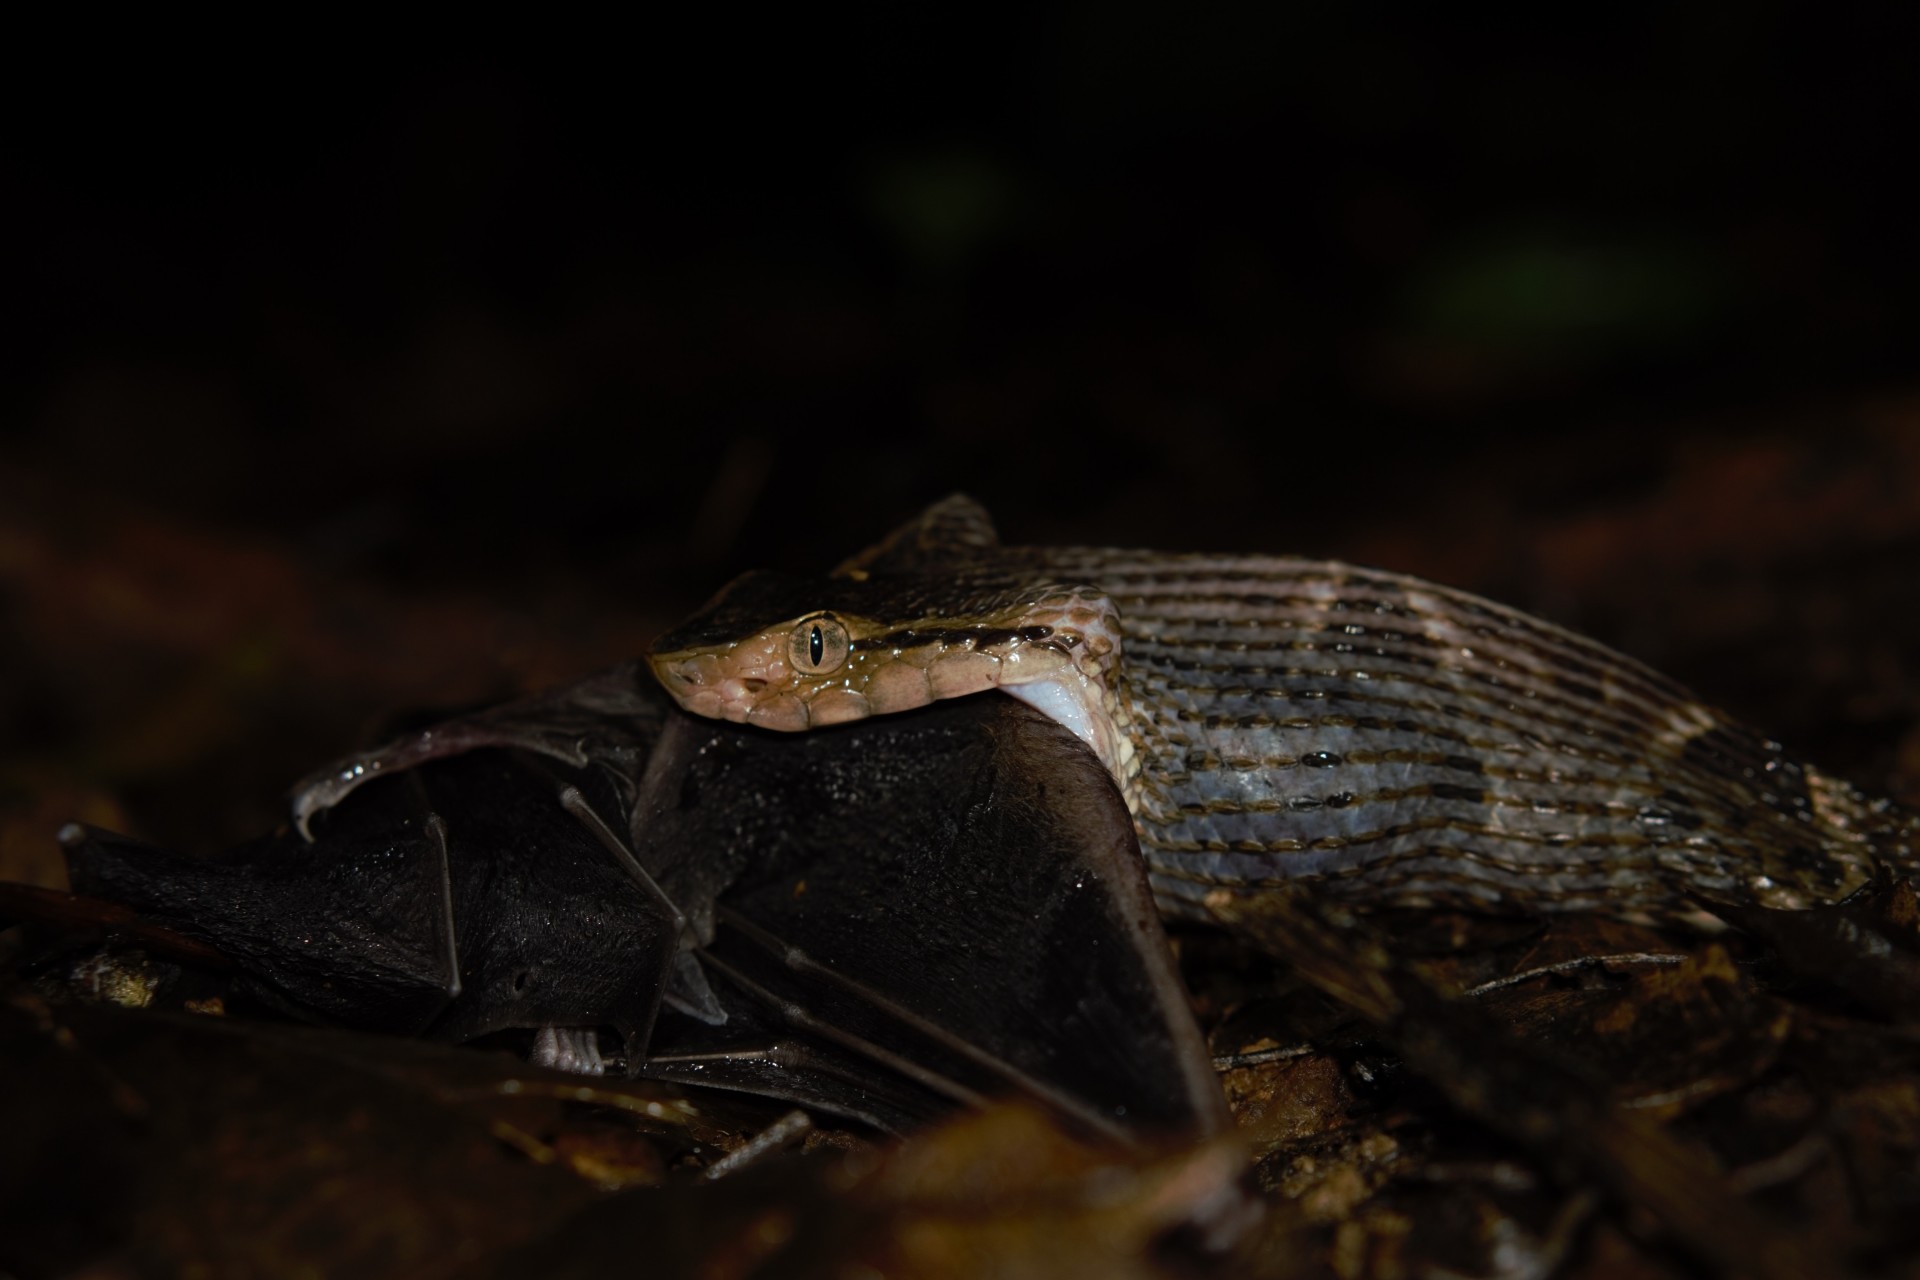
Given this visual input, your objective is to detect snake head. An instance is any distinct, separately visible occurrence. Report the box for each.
[647,569,1118,734]
[647,572,880,731]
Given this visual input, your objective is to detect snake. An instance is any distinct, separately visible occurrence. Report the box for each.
[647,496,1919,924]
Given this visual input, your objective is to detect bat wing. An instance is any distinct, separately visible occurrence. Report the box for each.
[64,747,682,1052]
[60,670,1225,1137]
[633,694,1229,1139]
[287,661,665,839]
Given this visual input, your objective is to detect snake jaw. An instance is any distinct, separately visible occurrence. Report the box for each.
[926,649,1003,698]
[744,692,810,730]
[650,626,902,731]
[863,660,933,713]
[651,633,795,727]
[806,687,873,726]
[648,586,1128,760]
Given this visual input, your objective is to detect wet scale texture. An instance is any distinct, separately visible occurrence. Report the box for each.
[656,500,1920,926]
[1057,550,1915,918]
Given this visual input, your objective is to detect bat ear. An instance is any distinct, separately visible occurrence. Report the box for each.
[834,493,1000,576]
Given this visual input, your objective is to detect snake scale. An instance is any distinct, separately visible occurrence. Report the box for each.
[649,496,1918,924]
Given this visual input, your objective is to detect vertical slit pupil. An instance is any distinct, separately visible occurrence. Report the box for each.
[810,624,824,666]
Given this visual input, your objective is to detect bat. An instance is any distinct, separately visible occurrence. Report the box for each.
[50,663,1226,1139]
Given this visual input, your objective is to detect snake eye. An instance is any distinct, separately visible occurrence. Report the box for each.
[788,615,850,676]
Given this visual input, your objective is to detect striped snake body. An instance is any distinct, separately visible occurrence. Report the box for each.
[649,498,1917,923]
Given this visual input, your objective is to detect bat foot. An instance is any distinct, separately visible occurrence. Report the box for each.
[530,1025,606,1075]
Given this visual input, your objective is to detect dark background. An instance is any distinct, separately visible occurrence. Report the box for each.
[5,12,1920,859]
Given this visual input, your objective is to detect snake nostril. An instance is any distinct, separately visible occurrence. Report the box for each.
[740,678,767,693]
